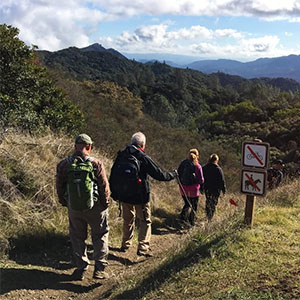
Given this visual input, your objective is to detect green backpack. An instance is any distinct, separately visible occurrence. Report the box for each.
[67,156,98,211]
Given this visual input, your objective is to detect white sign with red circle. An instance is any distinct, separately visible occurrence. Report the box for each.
[242,141,269,169]
[241,169,267,196]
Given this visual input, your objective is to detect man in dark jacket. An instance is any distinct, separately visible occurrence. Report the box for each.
[110,132,176,257]
[202,153,226,221]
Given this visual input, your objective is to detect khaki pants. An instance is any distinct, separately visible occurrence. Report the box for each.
[121,202,151,252]
[68,202,109,270]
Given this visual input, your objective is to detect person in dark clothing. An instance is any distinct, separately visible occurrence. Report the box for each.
[267,159,284,189]
[202,154,226,221]
[110,132,176,257]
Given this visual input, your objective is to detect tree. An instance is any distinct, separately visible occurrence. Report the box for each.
[144,93,177,126]
[0,24,83,133]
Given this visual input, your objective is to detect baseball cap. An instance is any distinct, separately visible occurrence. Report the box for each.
[75,134,93,145]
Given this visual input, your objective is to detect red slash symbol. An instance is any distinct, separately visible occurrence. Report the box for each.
[245,173,261,192]
[247,145,263,166]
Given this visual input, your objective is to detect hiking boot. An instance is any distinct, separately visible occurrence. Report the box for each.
[71,268,86,281]
[93,267,109,280]
[137,249,153,258]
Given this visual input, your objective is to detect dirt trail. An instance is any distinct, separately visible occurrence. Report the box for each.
[0,220,194,300]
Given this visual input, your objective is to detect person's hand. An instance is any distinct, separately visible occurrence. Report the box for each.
[172,170,178,181]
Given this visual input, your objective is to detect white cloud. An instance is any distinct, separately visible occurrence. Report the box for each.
[191,35,285,59]
[89,0,300,18]
[0,0,110,50]
[240,35,280,53]
[100,23,290,60]
[99,23,248,56]
[1,0,299,58]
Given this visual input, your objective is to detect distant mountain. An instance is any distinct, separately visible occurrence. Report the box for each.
[187,55,300,83]
[36,44,138,81]
[36,44,300,93]
[80,43,126,59]
[123,52,203,65]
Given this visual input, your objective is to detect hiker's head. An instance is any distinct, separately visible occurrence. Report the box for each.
[209,153,219,164]
[188,148,199,165]
[74,133,93,154]
[131,132,146,150]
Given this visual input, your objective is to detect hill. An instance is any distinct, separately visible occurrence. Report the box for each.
[1,131,299,300]
[1,130,299,300]
[37,44,300,175]
[108,180,300,300]
[187,55,300,83]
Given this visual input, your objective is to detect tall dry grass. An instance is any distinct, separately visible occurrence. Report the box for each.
[0,130,115,256]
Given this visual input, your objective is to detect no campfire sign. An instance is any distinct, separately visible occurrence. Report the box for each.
[241,169,267,196]
[242,141,269,169]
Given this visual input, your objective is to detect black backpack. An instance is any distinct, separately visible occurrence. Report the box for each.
[109,148,142,201]
[178,159,196,186]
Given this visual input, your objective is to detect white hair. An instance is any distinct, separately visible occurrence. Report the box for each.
[131,132,146,147]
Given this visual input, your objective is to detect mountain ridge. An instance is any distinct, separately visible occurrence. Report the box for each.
[186,54,300,82]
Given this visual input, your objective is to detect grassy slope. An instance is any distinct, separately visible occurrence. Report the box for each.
[107,182,300,300]
[1,132,300,300]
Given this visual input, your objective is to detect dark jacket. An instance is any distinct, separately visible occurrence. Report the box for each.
[113,145,175,204]
[202,162,226,194]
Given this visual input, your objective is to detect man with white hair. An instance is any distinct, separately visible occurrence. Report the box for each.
[110,131,176,257]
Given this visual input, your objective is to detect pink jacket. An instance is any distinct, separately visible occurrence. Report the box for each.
[179,163,204,197]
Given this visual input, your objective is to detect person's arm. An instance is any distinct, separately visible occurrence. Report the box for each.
[144,155,175,181]
[93,159,111,208]
[196,164,204,185]
[56,159,68,206]
[219,167,226,194]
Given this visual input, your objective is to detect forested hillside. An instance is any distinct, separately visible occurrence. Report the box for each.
[38,44,300,175]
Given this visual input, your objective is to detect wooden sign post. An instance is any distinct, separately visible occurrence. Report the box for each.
[241,141,269,228]
[244,195,256,227]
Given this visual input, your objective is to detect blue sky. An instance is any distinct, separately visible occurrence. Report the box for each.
[1,0,300,61]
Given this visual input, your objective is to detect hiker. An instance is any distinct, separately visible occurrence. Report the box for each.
[267,159,284,189]
[56,134,110,281]
[202,154,226,221]
[109,131,176,257]
[177,148,204,226]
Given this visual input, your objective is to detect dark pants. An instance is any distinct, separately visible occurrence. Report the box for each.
[204,190,220,220]
[180,196,199,226]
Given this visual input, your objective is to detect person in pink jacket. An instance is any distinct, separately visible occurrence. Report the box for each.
[177,148,204,226]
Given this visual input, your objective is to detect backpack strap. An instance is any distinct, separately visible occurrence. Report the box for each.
[86,156,94,162]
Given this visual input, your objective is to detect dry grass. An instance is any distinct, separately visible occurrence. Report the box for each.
[106,181,300,300]
[0,130,116,256]
[2,130,300,300]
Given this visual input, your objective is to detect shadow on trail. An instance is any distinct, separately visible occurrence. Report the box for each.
[8,232,73,270]
[108,252,140,267]
[0,268,101,295]
[106,233,227,300]
[151,207,183,235]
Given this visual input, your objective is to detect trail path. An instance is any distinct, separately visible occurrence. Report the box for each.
[0,220,194,300]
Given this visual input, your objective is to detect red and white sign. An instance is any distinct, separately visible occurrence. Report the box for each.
[242,141,269,169]
[241,169,267,196]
